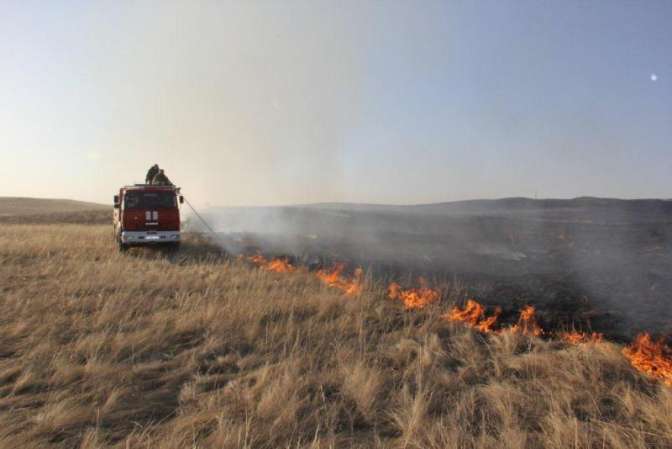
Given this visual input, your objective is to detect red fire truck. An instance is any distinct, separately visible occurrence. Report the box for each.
[113,184,184,251]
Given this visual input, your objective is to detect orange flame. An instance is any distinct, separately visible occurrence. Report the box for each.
[623,333,672,386]
[443,299,501,333]
[509,305,544,337]
[247,255,296,273]
[475,308,502,333]
[387,278,440,310]
[316,263,363,296]
[559,331,603,345]
[266,258,295,273]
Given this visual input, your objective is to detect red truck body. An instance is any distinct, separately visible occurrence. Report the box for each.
[113,184,183,250]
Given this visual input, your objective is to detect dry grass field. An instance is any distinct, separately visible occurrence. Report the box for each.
[0,198,108,225]
[1,223,671,449]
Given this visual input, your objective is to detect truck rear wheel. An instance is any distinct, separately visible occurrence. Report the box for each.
[117,237,128,252]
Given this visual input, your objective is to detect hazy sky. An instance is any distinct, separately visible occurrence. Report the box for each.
[1,1,671,206]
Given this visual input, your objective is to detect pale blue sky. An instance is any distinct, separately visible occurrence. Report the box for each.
[1,1,670,206]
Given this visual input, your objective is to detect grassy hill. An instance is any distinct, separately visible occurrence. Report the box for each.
[0,197,109,224]
[0,197,107,215]
[0,223,670,449]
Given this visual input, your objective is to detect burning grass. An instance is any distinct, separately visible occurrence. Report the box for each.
[623,333,672,386]
[445,299,607,343]
[315,263,364,296]
[246,254,296,273]
[444,299,502,333]
[387,278,440,310]
[246,256,364,296]
[0,224,671,449]
[509,305,544,337]
[559,330,604,345]
[444,300,545,336]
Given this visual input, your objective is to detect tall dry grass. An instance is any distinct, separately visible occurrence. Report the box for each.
[0,224,670,449]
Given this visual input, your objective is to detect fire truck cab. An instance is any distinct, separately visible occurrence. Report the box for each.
[113,184,184,251]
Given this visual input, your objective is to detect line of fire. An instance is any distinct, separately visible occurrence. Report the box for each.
[243,253,672,387]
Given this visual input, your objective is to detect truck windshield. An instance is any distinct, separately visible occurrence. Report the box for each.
[124,191,176,209]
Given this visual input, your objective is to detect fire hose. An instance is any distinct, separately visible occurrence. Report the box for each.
[182,196,217,236]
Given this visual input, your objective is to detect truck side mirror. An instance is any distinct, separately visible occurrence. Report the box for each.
[113,195,120,208]
[179,195,184,204]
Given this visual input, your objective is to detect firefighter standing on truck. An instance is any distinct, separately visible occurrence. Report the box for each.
[145,164,160,184]
[152,169,173,186]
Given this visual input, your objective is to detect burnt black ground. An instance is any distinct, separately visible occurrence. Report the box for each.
[199,197,672,338]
